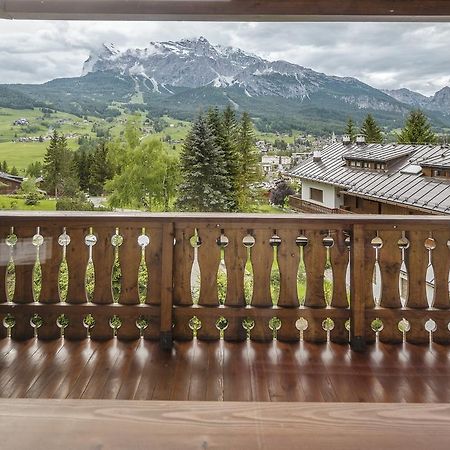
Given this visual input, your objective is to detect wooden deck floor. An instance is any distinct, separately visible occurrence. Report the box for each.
[1,338,450,402]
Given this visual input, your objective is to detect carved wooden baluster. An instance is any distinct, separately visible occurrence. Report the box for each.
[145,226,163,305]
[216,231,228,306]
[330,229,349,308]
[197,225,220,307]
[40,225,61,304]
[173,225,194,306]
[250,228,274,308]
[30,227,44,302]
[13,225,34,304]
[303,229,327,308]
[276,228,303,342]
[112,226,142,341]
[277,228,300,308]
[66,227,89,304]
[223,228,247,307]
[378,230,403,308]
[92,226,115,305]
[119,226,140,305]
[328,229,350,344]
[0,225,10,303]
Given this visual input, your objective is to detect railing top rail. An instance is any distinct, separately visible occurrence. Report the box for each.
[0,211,449,227]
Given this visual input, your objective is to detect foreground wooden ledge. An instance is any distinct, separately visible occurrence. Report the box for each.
[1,399,450,449]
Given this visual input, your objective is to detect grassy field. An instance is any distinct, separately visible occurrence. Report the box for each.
[0,107,102,172]
[0,106,296,177]
[0,195,56,211]
[0,139,80,171]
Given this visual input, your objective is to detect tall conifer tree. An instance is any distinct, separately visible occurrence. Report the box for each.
[43,131,76,197]
[176,114,231,212]
[344,118,356,142]
[236,112,261,210]
[89,142,113,195]
[360,114,383,143]
[397,110,436,144]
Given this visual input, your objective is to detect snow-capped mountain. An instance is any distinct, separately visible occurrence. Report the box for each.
[81,37,403,109]
[2,37,449,133]
[83,37,264,90]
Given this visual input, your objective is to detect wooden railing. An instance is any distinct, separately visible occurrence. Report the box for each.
[289,196,352,214]
[0,212,449,350]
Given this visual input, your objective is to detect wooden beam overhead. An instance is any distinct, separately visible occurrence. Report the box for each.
[1,0,450,21]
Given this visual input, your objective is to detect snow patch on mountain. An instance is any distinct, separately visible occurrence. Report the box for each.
[80,37,430,112]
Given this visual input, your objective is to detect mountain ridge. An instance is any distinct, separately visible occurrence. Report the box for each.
[1,37,449,133]
[382,86,450,113]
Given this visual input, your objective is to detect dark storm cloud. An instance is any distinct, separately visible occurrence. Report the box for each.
[0,20,449,94]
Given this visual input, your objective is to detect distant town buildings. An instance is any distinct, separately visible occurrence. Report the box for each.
[288,135,450,215]
[261,155,294,176]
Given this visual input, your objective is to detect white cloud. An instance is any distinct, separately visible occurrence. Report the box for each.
[0,20,449,94]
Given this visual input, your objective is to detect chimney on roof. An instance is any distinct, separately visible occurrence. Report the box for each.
[313,149,322,162]
[342,134,351,145]
[356,134,366,145]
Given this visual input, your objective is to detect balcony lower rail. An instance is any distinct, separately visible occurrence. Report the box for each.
[0,212,449,349]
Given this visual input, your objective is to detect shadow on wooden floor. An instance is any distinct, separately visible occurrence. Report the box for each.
[1,338,449,402]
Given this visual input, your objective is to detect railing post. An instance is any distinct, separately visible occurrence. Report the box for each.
[160,222,175,350]
[350,223,366,352]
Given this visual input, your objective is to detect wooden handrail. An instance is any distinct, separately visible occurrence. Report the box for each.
[0,211,448,225]
[0,212,449,348]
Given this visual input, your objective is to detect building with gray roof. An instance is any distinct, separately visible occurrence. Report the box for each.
[287,138,450,215]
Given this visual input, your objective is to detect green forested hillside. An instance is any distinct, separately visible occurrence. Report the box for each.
[2,71,449,135]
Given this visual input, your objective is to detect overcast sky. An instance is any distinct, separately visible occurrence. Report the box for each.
[0,20,449,95]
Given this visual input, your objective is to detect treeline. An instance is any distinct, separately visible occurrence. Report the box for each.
[344,110,437,144]
[41,132,95,210]
[1,161,19,176]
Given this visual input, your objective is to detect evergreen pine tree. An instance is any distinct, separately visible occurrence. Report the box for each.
[206,107,238,209]
[43,131,61,197]
[89,142,113,195]
[220,105,240,210]
[43,131,77,197]
[176,114,231,212]
[397,110,437,144]
[344,118,356,142]
[360,114,383,143]
[73,149,92,192]
[1,160,8,173]
[56,134,76,197]
[236,112,261,210]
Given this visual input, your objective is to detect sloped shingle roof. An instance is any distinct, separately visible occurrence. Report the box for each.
[0,171,23,184]
[343,144,415,162]
[288,143,450,214]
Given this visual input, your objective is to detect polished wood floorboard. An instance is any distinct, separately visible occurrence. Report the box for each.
[1,338,450,402]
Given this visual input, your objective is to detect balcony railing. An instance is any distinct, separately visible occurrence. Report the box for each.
[289,196,352,214]
[0,212,449,349]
